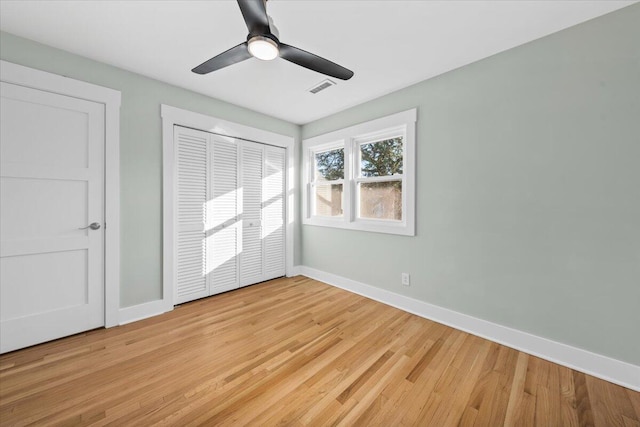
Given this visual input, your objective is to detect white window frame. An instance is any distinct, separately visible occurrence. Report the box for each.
[303,108,416,236]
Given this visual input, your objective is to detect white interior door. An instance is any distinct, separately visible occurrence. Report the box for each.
[0,82,105,353]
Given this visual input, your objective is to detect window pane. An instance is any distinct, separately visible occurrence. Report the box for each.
[359,181,402,220]
[314,183,343,217]
[360,137,403,177]
[315,148,344,181]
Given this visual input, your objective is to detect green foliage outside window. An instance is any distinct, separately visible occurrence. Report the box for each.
[315,148,344,181]
[360,137,403,177]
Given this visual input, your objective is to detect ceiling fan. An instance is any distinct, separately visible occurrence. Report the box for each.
[192,0,354,80]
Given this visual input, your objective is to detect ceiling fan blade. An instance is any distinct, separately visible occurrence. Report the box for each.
[279,43,354,81]
[237,0,270,35]
[192,42,251,74]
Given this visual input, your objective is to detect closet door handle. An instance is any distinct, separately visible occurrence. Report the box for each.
[79,222,101,230]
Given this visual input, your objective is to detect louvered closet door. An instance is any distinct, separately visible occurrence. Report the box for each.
[174,128,285,304]
[175,127,209,304]
[263,146,286,279]
[208,135,239,294]
[239,142,286,286]
[240,141,265,286]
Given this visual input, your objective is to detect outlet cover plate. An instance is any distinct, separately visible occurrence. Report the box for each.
[401,273,410,286]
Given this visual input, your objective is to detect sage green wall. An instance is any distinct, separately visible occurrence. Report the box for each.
[301,5,640,365]
[0,31,301,308]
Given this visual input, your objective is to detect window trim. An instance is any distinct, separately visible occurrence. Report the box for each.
[302,108,416,236]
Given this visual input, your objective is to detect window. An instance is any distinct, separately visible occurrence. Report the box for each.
[303,109,416,236]
[311,145,344,217]
[356,135,403,221]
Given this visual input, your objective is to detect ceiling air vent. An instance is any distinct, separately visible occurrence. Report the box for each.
[308,79,336,94]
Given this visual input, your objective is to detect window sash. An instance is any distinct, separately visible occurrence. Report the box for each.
[310,181,344,218]
[354,133,405,220]
[311,145,344,183]
[356,178,403,222]
[355,134,404,179]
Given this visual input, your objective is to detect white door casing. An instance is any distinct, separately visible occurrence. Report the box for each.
[0,82,104,353]
[1,60,120,349]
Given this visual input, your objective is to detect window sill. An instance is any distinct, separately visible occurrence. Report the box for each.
[303,216,415,236]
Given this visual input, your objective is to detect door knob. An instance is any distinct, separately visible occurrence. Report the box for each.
[79,222,101,230]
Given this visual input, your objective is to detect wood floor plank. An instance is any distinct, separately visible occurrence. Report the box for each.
[0,276,637,426]
[559,365,581,427]
[573,370,597,426]
[628,389,640,420]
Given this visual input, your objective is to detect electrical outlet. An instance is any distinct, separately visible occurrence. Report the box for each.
[401,273,410,286]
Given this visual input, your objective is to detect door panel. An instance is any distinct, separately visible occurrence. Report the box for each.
[175,127,209,304]
[263,146,286,279]
[240,142,264,286]
[0,177,87,240]
[208,135,239,294]
[1,250,88,319]
[0,82,104,353]
[1,93,89,168]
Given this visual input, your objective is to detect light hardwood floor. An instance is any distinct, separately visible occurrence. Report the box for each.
[1,276,638,426]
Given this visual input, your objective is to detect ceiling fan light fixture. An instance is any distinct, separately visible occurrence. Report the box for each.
[247,36,279,61]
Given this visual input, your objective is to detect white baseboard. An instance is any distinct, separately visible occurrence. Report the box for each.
[289,265,303,277]
[298,266,640,392]
[118,300,173,325]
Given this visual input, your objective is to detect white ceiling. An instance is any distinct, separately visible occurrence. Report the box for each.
[0,1,635,124]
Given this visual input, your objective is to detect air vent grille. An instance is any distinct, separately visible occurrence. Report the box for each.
[308,79,336,94]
